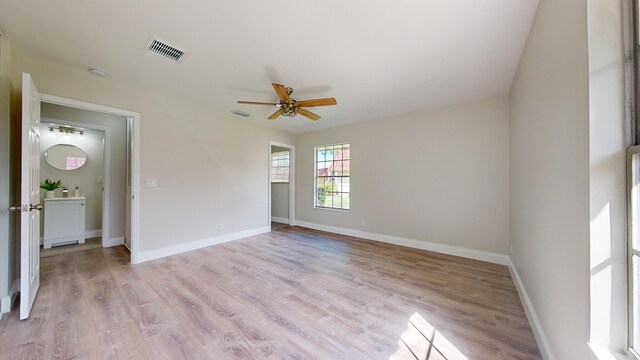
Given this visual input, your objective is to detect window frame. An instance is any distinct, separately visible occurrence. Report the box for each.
[629,146,640,359]
[271,150,290,184]
[313,143,350,211]
[630,1,640,357]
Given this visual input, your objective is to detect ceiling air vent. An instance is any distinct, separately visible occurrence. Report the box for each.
[231,110,251,117]
[147,38,185,62]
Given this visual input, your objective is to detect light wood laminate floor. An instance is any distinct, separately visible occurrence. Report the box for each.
[0,226,541,359]
[40,237,102,258]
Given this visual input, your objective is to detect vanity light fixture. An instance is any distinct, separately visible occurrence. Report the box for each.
[48,125,86,137]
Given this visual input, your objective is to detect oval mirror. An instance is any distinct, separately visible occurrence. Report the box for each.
[44,144,87,170]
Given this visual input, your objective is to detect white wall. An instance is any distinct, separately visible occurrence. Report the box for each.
[10,45,296,255]
[41,103,127,242]
[296,94,511,255]
[38,124,104,237]
[587,0,627,352]
[271,183,289,220]
[509,0,592,358]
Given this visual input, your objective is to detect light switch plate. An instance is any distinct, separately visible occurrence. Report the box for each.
[145,178,158,188]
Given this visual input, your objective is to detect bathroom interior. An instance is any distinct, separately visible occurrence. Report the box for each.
[39,103,131,257]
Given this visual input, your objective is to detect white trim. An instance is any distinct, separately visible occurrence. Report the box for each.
[1,279,19,313]
[293,220,510,265]
[40,94,141,264]
[589,343,632,360]
[628,146,640,356]
[103,236,124,248]
[271,216,289,224]
[40,95,139,118]
[137,226,270,263]
[313,142,351,211]
[508,258,556,360]
[269,141,295,227]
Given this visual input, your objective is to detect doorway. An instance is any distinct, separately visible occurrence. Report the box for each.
[40,94,140,263]
[269,141,295,229]
[38,103,132,258]
[38,118,106,257]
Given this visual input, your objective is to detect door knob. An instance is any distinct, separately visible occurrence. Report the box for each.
[8,205,22,212]
[29,204,43,211]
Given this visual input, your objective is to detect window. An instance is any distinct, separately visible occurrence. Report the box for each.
[630,149,640,357]
[271,150,290,183]
[315,143,350,210]
[631,3,640,356]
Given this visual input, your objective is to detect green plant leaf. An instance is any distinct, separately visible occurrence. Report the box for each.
[39,178,63,191]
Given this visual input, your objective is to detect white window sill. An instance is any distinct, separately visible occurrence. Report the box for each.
[589,343,634,360]
[313,206,350,213]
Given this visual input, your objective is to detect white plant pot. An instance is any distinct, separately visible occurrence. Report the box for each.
[45,190,55,199]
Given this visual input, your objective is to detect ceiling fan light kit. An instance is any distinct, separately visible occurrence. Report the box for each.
[238,83,337,121]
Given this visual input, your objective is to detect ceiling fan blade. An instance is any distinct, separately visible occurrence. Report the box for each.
[268,109,283,120]
[297,108,321,121]
[237,101,279,106]
[296,98,337,107]
[272,83,291,102]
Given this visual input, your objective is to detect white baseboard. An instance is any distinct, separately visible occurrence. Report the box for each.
[508,259,555,360]
[271,216,289,224]
[136,226,270,264]
[40,229,102,245]
[85,229,102,239]
[103,236,124,248]
[293,220,510,265]
[1,279,19,314]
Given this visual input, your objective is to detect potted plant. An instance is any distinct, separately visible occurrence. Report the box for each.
[40,179,62,199]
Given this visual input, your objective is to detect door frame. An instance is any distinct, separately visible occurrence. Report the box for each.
[268,141,295,228]
[41,117,112,248]
[40,94,141,263]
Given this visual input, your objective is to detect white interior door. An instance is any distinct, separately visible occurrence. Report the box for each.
[19,72,41,320]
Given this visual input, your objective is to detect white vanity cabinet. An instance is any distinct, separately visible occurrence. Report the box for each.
[43,197,86,249]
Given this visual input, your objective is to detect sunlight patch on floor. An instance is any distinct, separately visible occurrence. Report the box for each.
[390,312,468,360]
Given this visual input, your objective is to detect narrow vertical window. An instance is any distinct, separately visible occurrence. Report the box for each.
[315,143,350,210]
[631,148,640,357]
[630,2,640,356]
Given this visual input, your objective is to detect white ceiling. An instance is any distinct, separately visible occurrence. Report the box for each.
[0,0,539,133]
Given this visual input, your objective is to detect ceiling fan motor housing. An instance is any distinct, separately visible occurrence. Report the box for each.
[281,101,297,117]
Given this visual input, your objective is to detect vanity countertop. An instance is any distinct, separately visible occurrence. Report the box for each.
[44,196,86,201]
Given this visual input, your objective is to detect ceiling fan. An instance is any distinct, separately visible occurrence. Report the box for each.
[238,83,337,121]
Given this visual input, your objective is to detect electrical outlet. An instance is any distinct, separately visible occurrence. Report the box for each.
[158,179,167,187]
[218,223,224,231]
[360,220,365,227]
